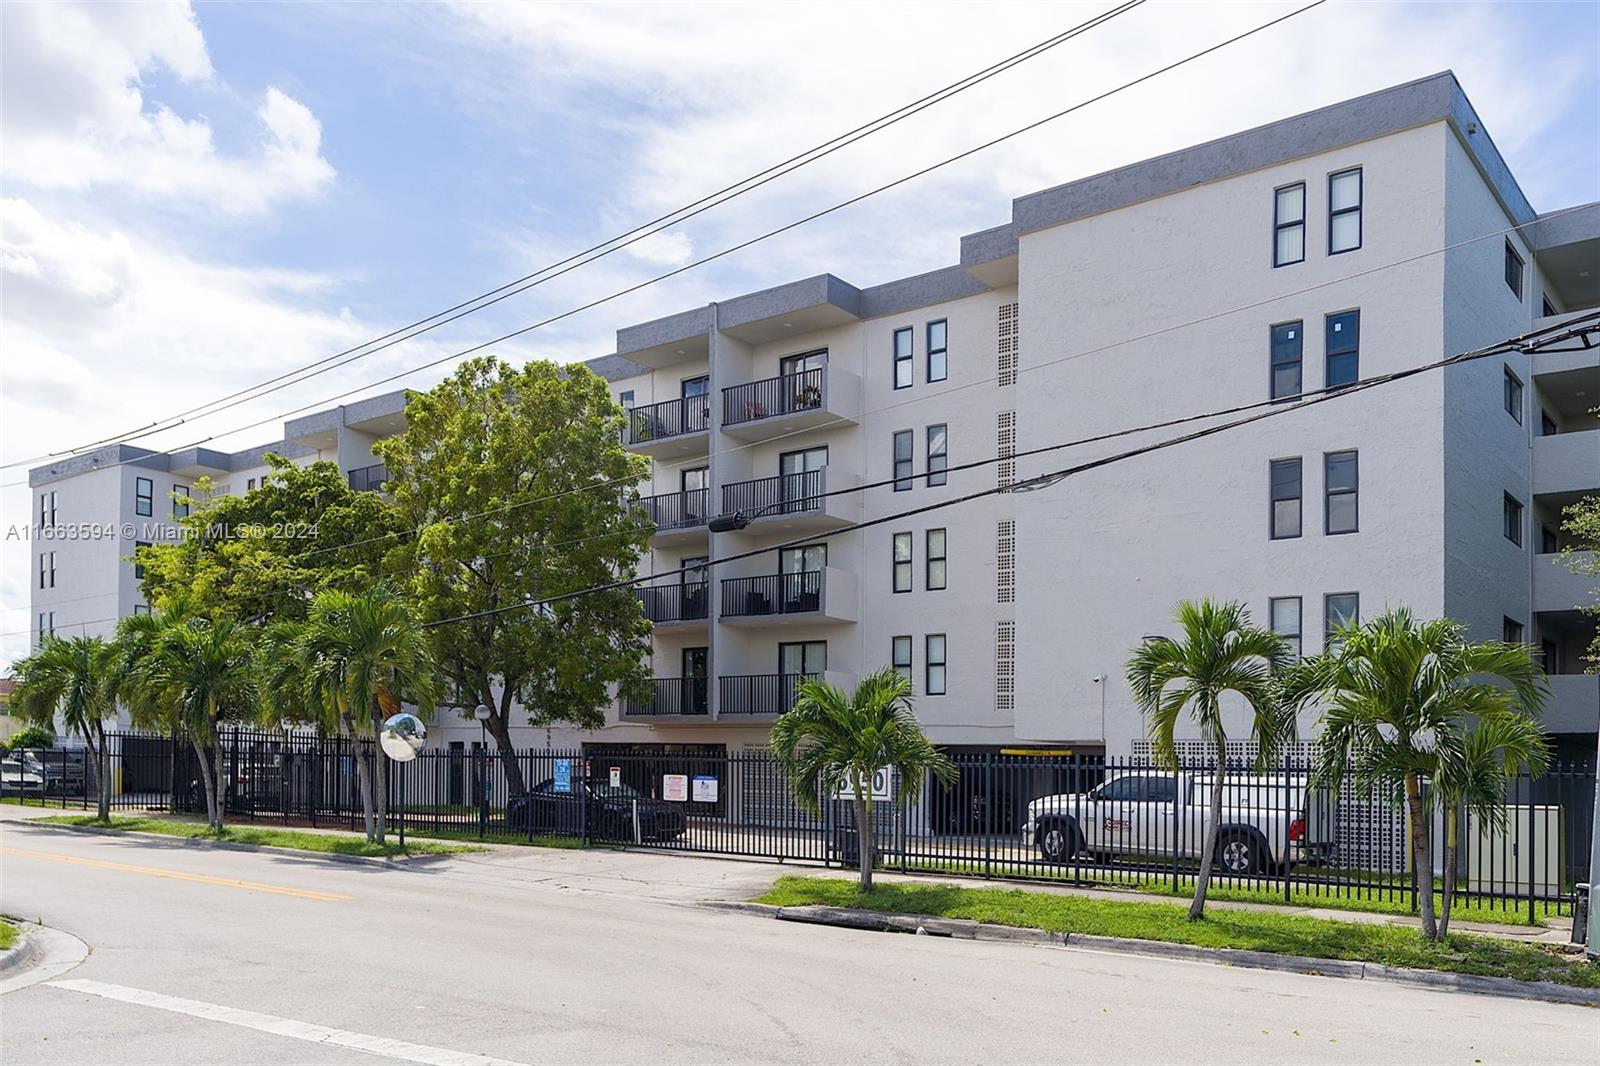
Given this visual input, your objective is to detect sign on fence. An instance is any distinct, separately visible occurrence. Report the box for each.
[662,774,688,802]
[833,767,892,801]
[553,758,573,794]
[608,766,621,789]
[692,775,718,803]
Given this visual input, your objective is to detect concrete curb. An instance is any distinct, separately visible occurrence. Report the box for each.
[715,902,1600,1007]
[0,922,90,995]
[0,924,39,980]
[4,818,467,868]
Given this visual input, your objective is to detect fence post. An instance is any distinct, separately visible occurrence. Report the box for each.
[983,752,994,880]
[399,759,407,850]
[1284,758,1292,904]
[1528,787,1536,926]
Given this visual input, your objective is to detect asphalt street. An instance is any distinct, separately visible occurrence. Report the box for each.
[1,820,1595,1065]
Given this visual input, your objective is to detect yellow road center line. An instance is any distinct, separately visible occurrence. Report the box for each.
[0,846,351,901]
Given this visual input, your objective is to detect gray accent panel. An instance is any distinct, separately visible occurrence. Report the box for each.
[342,390,409,425]
[29,444,165,486]
[283,407,344,440]
[616,305,714,356]
[168,447,232,473]
[959,223,1018,267]
[716,274,862,331]
[860,265,988,319]
[583,353,650,381]
[227,441,317,470]
[1531,201,1600,251]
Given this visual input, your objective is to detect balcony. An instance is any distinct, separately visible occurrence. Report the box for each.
[1534,552,1597,614]
[623,397,710,459]
[718,670,857,717]
[637,487,709,545]
[718,569,858,626]
[720,367,860,441]
[347,462,387,492]
[718,469,861,534]
[1532,429,1600,496]
[623,677,709,718]
[636,581,709,628]
[1543,674,1599,734]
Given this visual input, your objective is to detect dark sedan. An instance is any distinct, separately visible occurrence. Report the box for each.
[507,778,687,842]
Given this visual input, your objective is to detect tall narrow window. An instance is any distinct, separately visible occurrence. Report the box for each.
[38,490,56,527]
[925,529,947,590]
[1270,458,1302,539]
[1503,492,1524,546]
[892,430,913,491]
[1324,450,1358,535]
[892,636,913,683]
[1325,310,1359,388]
[893,327,914,389]
[925,634,947,696]
[618,389,634,409]
[134,541,151,580]
[926,424,948,486]
[1542,295,1557,318]
[1270,321,1302,400]
[1328,167,1362,254]
[1542,410,1558,436]
[892,532,913,593]
[1502,617,1524,644]
[135,476,154,517]
[1273,182,1305,266]
[38,612,54,642]
[1270,597,1302,658]
[173,484,191,519]
[926,319,948,382]
[1324,593,1359,649]
[39,551,55,589]
[1542,524,1560,554]
[1504,239,1524,300]
[1503,367,1523,423]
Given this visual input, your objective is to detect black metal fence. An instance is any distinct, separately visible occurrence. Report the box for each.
[720,571,822,617]
[624,396,710,444]
[5,735,1592,917]
[721,368,825,426]
[721,470,823,518]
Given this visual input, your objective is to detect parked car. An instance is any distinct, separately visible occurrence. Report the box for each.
[1022,771,1336,874]
[1,752,47,794]
[506,777,687,842]
[17,748,89,797]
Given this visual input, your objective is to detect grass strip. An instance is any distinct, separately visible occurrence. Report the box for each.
[34,815,479,858]
[756,876,1596,989]
[0,920,16,951]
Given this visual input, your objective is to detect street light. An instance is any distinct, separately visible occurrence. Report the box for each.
[706,488,822,533]
[473,704,491,834]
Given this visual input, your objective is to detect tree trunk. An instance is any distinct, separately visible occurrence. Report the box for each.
[94,723,110,822]
[370,707,387,845]
[354,744,376,842]
[853,789,873,892]
[1438,803,1458,940]
[192,737,218,830]
[486,705,526,798]
[1405,772,1437,940]
[212,733,227,832]
[1190,738,1227,921]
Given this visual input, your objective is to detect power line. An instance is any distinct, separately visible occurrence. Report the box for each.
[3,2,1149,471]
[0,0,1325,489]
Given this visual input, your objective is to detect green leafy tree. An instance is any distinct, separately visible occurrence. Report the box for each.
[259,584,440,842]
[770,669,955,891]
[374,357,653,795]
[1126,598,1293,920]
[10,636,120,819]
[1284,608,1546,941]
[1560,493,1600,668]
[5,723,57,751]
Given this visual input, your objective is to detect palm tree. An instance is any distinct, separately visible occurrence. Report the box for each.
[261,584,439,843]
[10,636,119,820]
[771,669,955,890]
[1126,599,1294,920]
[1285,608,1546,941]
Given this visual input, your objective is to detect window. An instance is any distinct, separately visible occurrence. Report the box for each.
[1542,295,1557,319]
[135,476,154,517]
[247,478,257,492]
[892,532,913,593]
[133,604,151,617]
[1541,410,1558,436]
[926,529,947,590]
[926,320,948,382]
[38,612,54,641]
[134,541,151,580]
[1273,182,1305,266]
[618,390,635,409]
[777,450,822,512]
[925,634,947,695]
[1270,321,1302,400]
[1325,310,1359,387]
[39,551,55,589]
[1504,239,1524,300]
[893,430,913,491]
[779,543,826,574]
[1145,777,1179,804]
[1324,451,1358,535]
[779,349,828,378]
[1270,597,1302,658]
[681,375,709,399]
[892,636,913,683]
[926,424,948,486]
[780,641,827,677]
[173,484,191,518]
[1503,367,1523,423]
[1542,525,1560,554]
[1503,493,1524,546]
[1098,776,1141,801]
[1328,167,1362,254]
[1324,593,1359,647]
[1270,458,1302,539]
[1502,617,1524,644]
[38,490,56,527]
[893,327,913,389]
[1542,639,1561,674]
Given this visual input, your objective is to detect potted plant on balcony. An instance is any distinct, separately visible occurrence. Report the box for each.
[792,383,822,409]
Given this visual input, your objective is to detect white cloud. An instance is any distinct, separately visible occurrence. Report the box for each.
[0,1,334,214]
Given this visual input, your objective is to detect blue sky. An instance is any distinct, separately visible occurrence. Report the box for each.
[2,0,1597,661]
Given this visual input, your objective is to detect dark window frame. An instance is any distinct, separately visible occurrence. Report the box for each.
[1323,450,1359,535]
[779,640,828,677]
[135,476,154,517]
[1503,492,1524,546]
[1541,295,1557,318]
[1503,366,1523,424]
[1269,596,1303,658]
[1327,167,1363,255]
[892,636,913,683]
[1502,617,1524,644]
[1325,309,1360,388]
[925,528,947,590]
[924,633,947,696]
[892,430,913,492]
[1269,457,1303,540]
[926,423,948,486]
[1272,181,1306,267]
[1504,239,1524,301]
[173,484,191,519]
[892,327,914,390]
[892,531,913,593]
[1270,320,1303,401]
[926,319,948,383]
[1324,592,1359,645]
[134,540,151,580]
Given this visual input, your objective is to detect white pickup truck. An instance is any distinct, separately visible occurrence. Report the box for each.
[1021,771,1336,874]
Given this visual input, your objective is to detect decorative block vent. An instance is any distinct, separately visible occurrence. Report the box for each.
[997,303,1019,387]
[997,411,1016,488]
[995,621,1016,714]
[996,520,1015,603]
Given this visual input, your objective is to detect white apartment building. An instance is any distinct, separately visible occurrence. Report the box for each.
[25,72,1600,769]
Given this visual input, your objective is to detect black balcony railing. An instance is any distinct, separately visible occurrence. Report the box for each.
[722,368,825,427]
[624,397,711,445]
[718,673,816,716]
[638,488,710,531]
[347,462,387,492]
[721,470,823,519]
[623,677,710,717]
[637,582,709,625]
[720,571,823,618]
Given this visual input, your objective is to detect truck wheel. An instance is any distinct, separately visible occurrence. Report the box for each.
[1037,821,1079,864]
[1216,835,1261,875]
